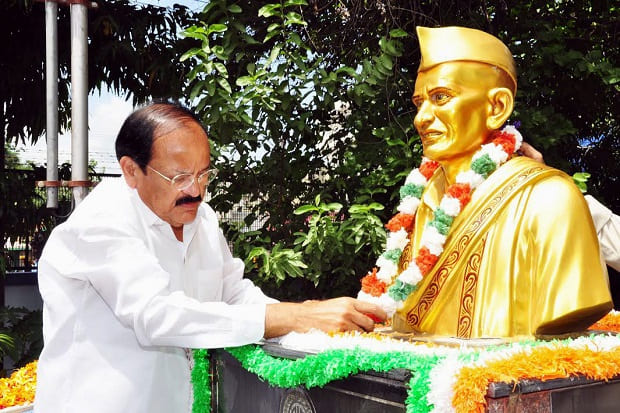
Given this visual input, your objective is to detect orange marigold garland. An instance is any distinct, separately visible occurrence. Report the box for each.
[452,341,620,413]
[0,360,37,409]
[360,268,387,297]
[385,212,415,233]
[589,310,620,333]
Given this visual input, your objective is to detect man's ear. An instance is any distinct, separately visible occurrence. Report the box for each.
[119,156,140,189]
[486,87,514,130]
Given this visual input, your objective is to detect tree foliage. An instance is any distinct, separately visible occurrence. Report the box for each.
[0,0,199,147]
[0,0,201,299]
[181,0,618,299]
[1,0,617,301]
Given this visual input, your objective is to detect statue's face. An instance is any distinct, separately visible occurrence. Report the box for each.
[412,61,497,162]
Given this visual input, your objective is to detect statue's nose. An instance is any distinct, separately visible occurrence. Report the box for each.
[414,101,434,131]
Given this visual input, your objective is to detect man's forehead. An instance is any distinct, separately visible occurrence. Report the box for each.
[153,118,207,141]
[151,121,210,162]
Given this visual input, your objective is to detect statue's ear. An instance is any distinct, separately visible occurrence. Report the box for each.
[119,156,139,189]
[486,87,514,130]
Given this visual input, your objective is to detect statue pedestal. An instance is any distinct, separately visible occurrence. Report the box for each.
[211,344,620,413]
[487,376,620,412]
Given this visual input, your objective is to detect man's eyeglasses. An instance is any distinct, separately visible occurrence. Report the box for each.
[147,165,218,192]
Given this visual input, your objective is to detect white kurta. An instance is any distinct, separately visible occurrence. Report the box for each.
[586,195,620,272]
[34,178,276,413]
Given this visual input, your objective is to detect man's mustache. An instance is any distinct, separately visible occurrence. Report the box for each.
[175,195,202,206]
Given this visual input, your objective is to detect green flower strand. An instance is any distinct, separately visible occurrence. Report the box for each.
[225,344,444,413]
[191,349,211,413]
[400,183,425,199]
[470,153,497,177]
[388,279,416,301]
[190,334,603,413]
[382,248,403,263]
[405,354,443,413]
[428,208,454,236]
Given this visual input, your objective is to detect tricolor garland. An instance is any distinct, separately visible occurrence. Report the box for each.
[358,125,523,316]
[4,314,620,413]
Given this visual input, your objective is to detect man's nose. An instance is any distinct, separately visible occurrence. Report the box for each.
[183,179,201,197]
[414,101,433,131]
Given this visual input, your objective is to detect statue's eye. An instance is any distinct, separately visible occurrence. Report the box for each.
[432,92,451,104]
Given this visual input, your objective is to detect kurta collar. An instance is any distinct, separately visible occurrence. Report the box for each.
[126,181,205,246]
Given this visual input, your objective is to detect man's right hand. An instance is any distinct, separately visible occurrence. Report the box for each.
[264,297,387,338]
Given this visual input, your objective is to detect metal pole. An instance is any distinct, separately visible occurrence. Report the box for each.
[70,2,89,204]
[45,1,59,209]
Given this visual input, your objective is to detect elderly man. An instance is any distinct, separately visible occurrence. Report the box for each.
[360,26,612,338]
[34,102,386,413]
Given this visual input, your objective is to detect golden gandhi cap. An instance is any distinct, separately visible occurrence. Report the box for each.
[416,26,517,91]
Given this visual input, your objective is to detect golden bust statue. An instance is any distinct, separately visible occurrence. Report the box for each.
[359,26,612,339]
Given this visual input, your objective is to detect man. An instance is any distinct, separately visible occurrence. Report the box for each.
[34,102,385,413]
[382,26,612,338]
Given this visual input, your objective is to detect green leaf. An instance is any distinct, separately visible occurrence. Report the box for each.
[179,49,198,62]
[572,172,591,193]
[284,0,308,6]
[378,55,393,71]
[216,77,232,94]
[263,30,279,43]
[205,78,216,96]
[284,11,307,26]
[258,4,281,18]
[294,205,317,214]
[379,37,402,57]
[236,76,253,87]
[214,62,228,76]
[267,23,281,32]
[572,172,591,182]
[227,4,242,13]
[207,24,228,35]
[326,202,343,211]
[265,45,282,66]
[389,28,408,38]
[189,80,205,100]
[212,45,227,60]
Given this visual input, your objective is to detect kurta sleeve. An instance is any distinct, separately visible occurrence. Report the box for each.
[586,195,620,272]
[42,219,269,349]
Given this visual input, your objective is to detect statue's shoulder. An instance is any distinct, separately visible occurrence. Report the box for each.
[501,156,573,187]
[501,157,588,216]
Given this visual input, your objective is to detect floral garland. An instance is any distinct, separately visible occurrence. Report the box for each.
[6,311,620,413]
[358,125,523,315]
[191,349,211,413]
[0,360,37,409]
[185,323,620,413]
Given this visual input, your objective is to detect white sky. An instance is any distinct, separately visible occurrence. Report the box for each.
[17,0,206,174]
[18,91,133,174]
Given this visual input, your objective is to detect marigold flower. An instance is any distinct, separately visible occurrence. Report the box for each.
[385,213,415,233]
[446,183,472,209]
[492,132,516,154]
[419,159,440,180]
[0,360,37,409]
[415,246,439,275]
[361,268,388,297]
